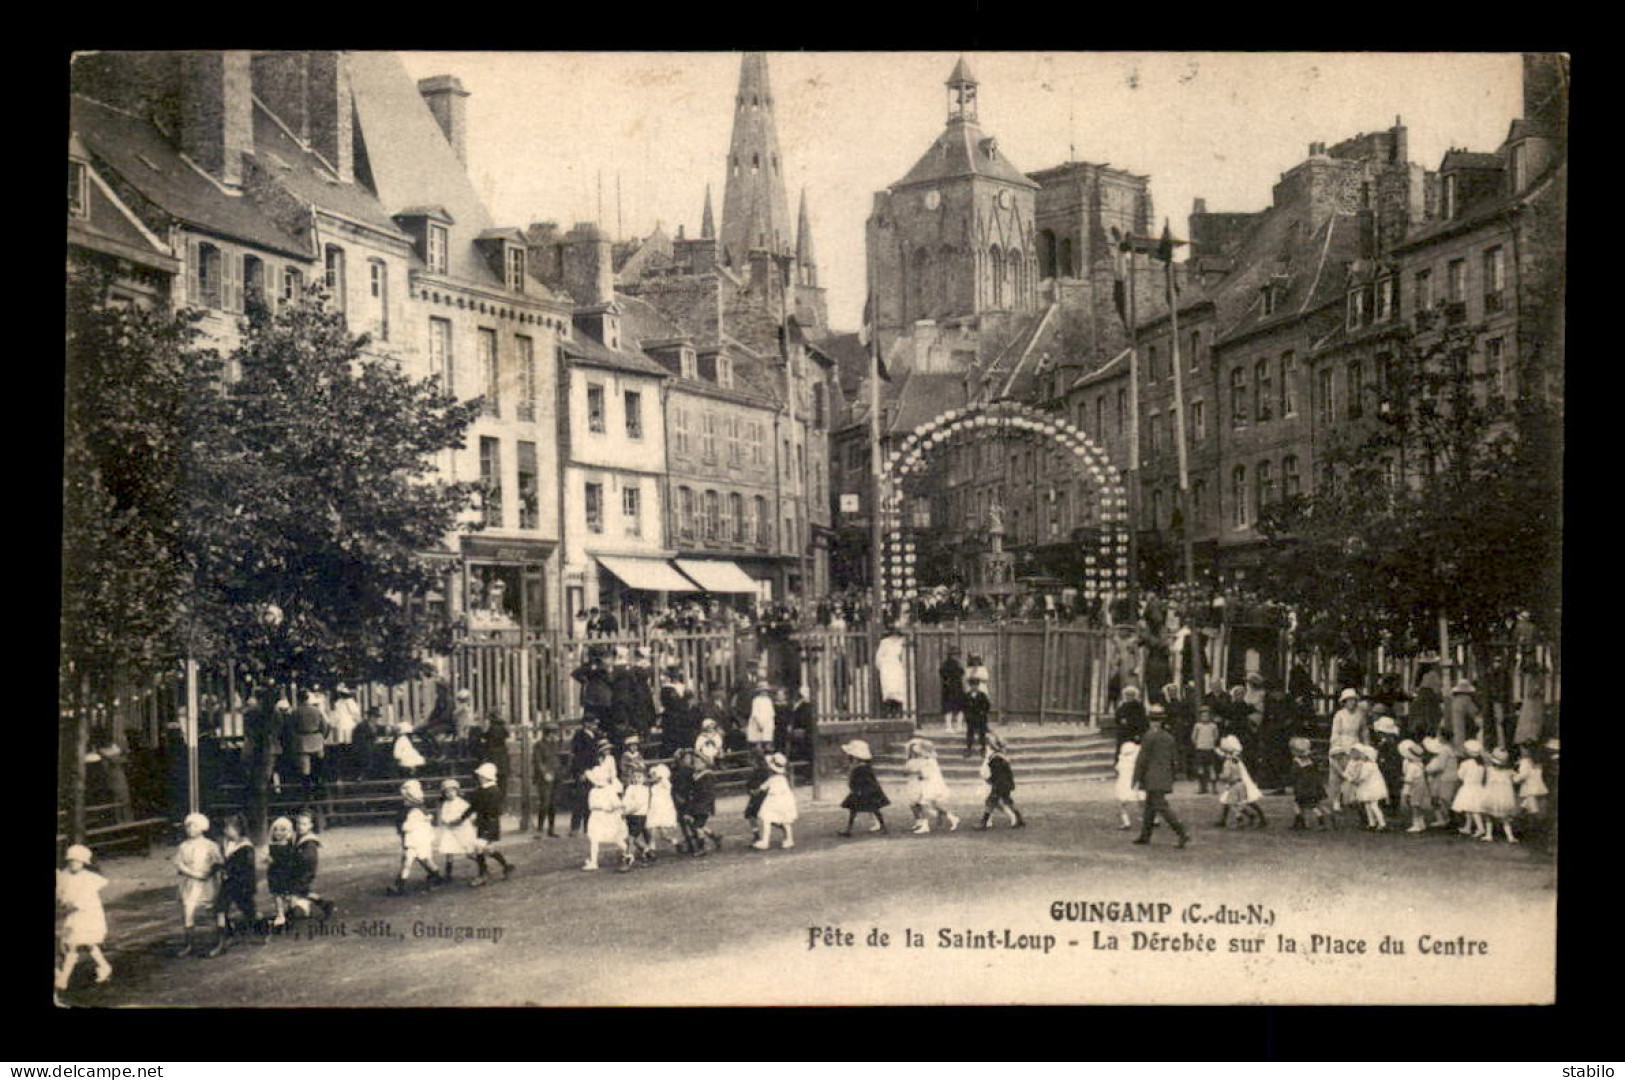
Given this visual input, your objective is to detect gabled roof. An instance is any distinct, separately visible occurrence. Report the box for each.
[894,119,1039,191]
[1440,149,1503,172]
[562,332,672,379]
[886,370,971,435]
[1073,347,1131,389]
[250,99,409,240]
[346,51,502,287]
[1216,212,1360,346]
[980,306,1056,400]
[70,94,309,259]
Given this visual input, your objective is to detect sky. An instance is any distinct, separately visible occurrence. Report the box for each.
[396,51,1525,331]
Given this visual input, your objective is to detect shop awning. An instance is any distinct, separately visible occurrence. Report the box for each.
[596,555,701,593]
[674,558,760,594]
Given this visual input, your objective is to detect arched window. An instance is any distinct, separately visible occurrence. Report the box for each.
[989,245,1004,307]
[1232,465,1248,528]
[1059,237,1074,278]
[1008,247,1024,306]
[1256,459,1275,513]
[1038,230,1057,278]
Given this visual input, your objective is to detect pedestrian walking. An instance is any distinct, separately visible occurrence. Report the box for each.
[435,779,477,882]
[1453,739,1489,838]
[1398,740,1429,833]
[836,739,890,836]
[1215,735,1266,829]
[1423,736,1459,829]
[55,844,113,993]
[390,781,444,895]
[751,753,798,850]
[976,733,1024,829]
[903,735,959,834]
[1130,710,1189,847]
[1115,737,1146,830]
[583,744,631,873]
[1288,737,1332,831]
[747,683,776,751]
[646,763,682,855]
[532,724,560,838]
[467,762,513,884]
[1345,744,1389,830]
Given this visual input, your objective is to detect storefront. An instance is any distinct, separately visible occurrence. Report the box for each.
[454,537,557,640]
[594,554,702,633]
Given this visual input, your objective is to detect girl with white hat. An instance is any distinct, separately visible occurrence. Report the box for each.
[836,739,890,837]
[392,719,426,776]
[1479,747,1520,843]
[55,843,112,992]
[645,763,682,854]
[583,743,632,872]
[1422,736,1459,829]
[1114,737,1145,830]
[751,753,799,850]
[390,780,445,895]
[1398,741,1429,832]
[903,736,960,834]
[1344,744,1389,831]
[1215,734,1266,829]
[173,812,225,957]
[1452,739,1489,839]
[434,779,477,882]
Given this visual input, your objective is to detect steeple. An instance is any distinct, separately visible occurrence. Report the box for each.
[946,55,979,123]
[796,187,818,287]
[720,52,793,270]
[700,183,716,240]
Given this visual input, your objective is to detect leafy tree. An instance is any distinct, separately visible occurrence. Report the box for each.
[185,291,483,694]
[1257,314,1562,659]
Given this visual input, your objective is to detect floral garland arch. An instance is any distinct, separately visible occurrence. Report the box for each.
[880,399,1132,605]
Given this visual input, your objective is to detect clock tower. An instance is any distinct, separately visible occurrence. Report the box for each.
[867,56,1040,341]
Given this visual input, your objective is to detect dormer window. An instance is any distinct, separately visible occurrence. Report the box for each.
[1509,144,1526,193]
[1346,286,1367,330]
[1261,283,1277,317]
[681,348,697,380]
[506,246,526,293]
[716,355,732,389]
[68,159,88,218]
[427,224,449,274]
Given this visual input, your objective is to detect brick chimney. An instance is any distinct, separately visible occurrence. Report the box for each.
[307,52,353,183]
[179,51,253,188]
[251,52,310,140]
[417,75,470,166]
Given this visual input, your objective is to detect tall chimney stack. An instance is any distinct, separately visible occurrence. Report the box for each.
[179,51,253,188]
[307,52,354,183]
[417,75,470,166]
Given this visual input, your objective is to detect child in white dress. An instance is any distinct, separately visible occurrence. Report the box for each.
[622,761,653,866]
[584,744,632,872]
[1479,746,1520,843]
[1422,737,1458,829]
[1115,739,1145,830]
[1399,740,1429,832]
[173,812,224,957]
[752,753,799,850]
[392,720,426,776]
[904,736,960,834]
[435,779,477,882]
[1346,744,1389,830]
[1514,742,1549,819]
[390,780,444,895]
[1215,735,1265,828]
[1452,739,1488,838]
[645,763,681,855]
[56,844,112,993]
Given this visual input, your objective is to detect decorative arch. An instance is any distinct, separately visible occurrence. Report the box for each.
[878,399,1132,606]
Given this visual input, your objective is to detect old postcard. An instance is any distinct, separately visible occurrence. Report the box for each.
[61,50,1562,1006]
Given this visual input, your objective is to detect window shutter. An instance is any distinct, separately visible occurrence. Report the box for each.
[224,251,241,313]
[187,238,201,305]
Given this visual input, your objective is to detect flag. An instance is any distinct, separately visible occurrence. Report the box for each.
[1157,219,1185,304]
[860,294,892,381]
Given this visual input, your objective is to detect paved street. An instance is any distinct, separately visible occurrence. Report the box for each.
[62,782,1554,1007]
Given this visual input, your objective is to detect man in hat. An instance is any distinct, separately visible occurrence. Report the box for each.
[566,716,602,837]
[940,646,966,736]
[1131,709,1189,847]
[531,723,561,837]
[467,761,512,886]
[573,651,614,730]
[476,711,510,785]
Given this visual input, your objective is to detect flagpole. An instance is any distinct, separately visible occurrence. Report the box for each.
[1125,242,1141,621]
[1163,220,1205,709]
[868,288,884,627]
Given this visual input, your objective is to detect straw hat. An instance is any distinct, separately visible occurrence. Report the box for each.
[1488,747,1509,765]
[1338,688,1359,703]
[1463,739,1483,757]
[841,739,873,761]
[65,844,93,864]
[183,812,210,832]
[474,762,499,781]
[1452,679,1477,695]
[1121,686,1140,700]
[400,780,424,800]
[456,688,471,700]
[1398,740,1423,761]
[440,778,461,793]
[1288,736,1312,755]
[650,763,671,781]
[1422,736,1444,755]
[1372,716,1401,736]
[1219,734,1243,755]
[1147,703,1166,717]
[767,752,787,773]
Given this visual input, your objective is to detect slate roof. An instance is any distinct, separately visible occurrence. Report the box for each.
[1441,150,1503,172]
[894,118,1039,191]
[562,332,672,378]
[249,100,409,240]
[979,307,1055,400]
[1213,211,1362,346]
[808,332,870,400]
[68,140,177,270]
[70,94,309,259]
